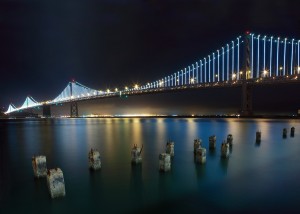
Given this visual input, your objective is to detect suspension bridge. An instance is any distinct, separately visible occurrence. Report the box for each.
[5,32,300,117]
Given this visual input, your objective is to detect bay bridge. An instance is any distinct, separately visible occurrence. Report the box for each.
[5,32,300,117]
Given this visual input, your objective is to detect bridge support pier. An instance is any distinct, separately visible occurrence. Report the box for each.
[241,83,253,116]
[42,105,51,118]
[70,102,78,117]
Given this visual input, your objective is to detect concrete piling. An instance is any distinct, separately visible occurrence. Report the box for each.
[166,141,174,157]
[227,134,233,146]
[47,168,66,199]
[291,127,295,137]
[32,155,47,178]
[209,135,216,150]
[195,147,206,164]
[221,141,229,159]
[194,139,202,154]
[283,128,287,138]
[256,131,261,143]
[131,144,142,164]
[88,149,101,170]
[159,153,171,172]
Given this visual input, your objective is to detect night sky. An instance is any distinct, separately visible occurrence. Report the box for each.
[1,0,300,114]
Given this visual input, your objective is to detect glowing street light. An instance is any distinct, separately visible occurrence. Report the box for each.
[115,88,118,92]
[232,73,237,80]
[279,66,283,75]
[125,86,128,90]
[134,84,139,90]
[190,78,195,84]
[262,70,268,77]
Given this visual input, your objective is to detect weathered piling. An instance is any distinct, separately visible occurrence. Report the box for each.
[283,128,287,138]
[227,134,233,147]
[256,131,261,143]
[166,141,174,157]
[88,149,101,170]
[159,153,171,172]
[221,142,229,159]
[209,135,216,150]
[47,168,66,199]
[131,144,142,164]
[291,127,295,137]
[195,147,206,164]
[194,139,202,154]
[32,155,47,178]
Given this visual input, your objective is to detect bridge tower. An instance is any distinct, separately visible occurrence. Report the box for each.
[240,32,253,116]
[70,82,79,117]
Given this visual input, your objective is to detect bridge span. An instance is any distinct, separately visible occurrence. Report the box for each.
[5,32,300,117]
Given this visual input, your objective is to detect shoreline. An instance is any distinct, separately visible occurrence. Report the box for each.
[1,114,299,120]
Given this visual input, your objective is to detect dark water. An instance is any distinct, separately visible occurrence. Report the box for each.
[1,118,300,214]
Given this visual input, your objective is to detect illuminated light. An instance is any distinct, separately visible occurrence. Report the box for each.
[190,78,195,84]
[208,55,211,83]
[298,41,300,73]
[263,36,266,71]
[250,34,254,78]
[107,89,110,93]
[276,38,280,76]
[222,47,225,81]
[263,70,268,77]
[237,37,240,80]
[125,86,128,90]
[283,38,287,75]
[232,41,234,80]
[298,67,300,73]
[270,36,273,76]
[291,39,294,75]
[257,34,260,78]
[232,73,237,80]
[134,84,139,89]
[115,88,118,92]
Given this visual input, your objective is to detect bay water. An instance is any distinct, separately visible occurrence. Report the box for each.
[1,118,300,213]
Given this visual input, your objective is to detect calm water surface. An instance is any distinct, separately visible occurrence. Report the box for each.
[1,118,300,214]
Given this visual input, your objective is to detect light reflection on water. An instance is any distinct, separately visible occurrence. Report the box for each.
[1,118,300,213]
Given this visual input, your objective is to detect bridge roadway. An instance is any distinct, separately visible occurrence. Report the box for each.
[48,74,300,105]
[6,74,300,117]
